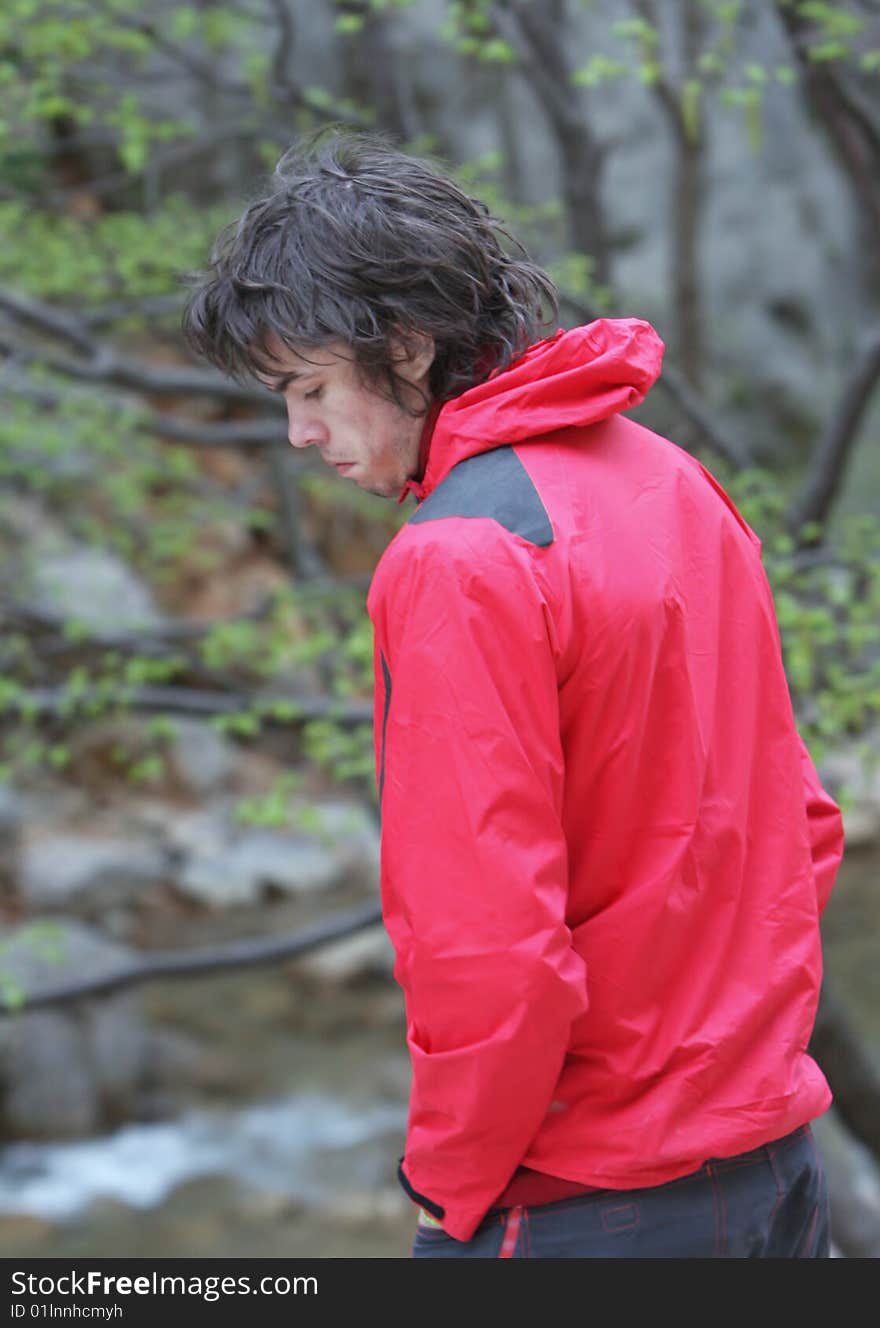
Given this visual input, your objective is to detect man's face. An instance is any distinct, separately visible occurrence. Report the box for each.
[256,337,433,498]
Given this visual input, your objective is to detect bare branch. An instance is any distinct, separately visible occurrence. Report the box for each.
[2,368,285,448]
[823,60,880,159]
[266,437,329,581]
[0,288,98,358]
[333,0,422,142]
[786,324,880,541]
[0,902,384,1017]
[267,0,297,92]
[0,321,267,405]
[31,8,371,133]
[145,413,284,448]
[116,14,245,89]
[632,0,686,136]
[490,1,581,133]
[491,0,610,282]
[7,685,373,727]
[82,295,185,327]
[774,1,880,233]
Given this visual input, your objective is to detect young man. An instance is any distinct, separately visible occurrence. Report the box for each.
[183,130,845,1258]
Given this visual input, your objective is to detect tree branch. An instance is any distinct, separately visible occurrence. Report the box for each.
[266,437,329,581]
[81,294,186,327]
[7,686,373,727]
[0,902,384,1017]
[145,413,284,448]
[2,365,285,448]
[786,324,880,540]
[0,288,98,358]
[268,0,297,93]
[489,1,579,132]
[491,0,611,282]
[0,301,267,403]
[774,1,880,233]
[632,0,687,138]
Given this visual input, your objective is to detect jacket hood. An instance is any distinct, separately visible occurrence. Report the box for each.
[399,318,665,503]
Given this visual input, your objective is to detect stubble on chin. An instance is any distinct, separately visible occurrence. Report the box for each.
[366,479,400,499]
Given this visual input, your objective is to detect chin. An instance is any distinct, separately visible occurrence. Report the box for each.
[361,479,395,498]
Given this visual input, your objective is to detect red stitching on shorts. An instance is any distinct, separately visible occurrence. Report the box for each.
[796,1128,824,1257]
[708,1163,726,1256]
[797,1204,819,1257]
[765,1140,785,1251]
[600,1202,640,1234]
[498,1205,523,1258]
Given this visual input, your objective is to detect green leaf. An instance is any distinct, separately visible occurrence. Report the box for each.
[479,38,516,63]
[47,745,71,770]
[807,40,849,63]
[0,978,26,1012]
[572,54,628,87]
[696,51,724,76]
[127,754,165,783]
[611,17,658,48]
[170,7,200,40]
[334,14,365,34]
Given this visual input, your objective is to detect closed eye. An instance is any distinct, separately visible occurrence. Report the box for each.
[304,386,323,401]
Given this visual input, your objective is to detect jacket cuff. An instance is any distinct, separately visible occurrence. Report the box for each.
[397,1157,445,1220]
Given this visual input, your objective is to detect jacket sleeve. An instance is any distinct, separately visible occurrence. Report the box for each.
[370,529,588,1242]
[795,731,845,916]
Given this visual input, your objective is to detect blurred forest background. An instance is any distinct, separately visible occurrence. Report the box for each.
[0,0,879,1259]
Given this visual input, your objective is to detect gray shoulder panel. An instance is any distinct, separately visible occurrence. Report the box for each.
[408,446,554,548]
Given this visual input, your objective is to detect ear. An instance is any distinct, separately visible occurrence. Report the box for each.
[389,329,435,385]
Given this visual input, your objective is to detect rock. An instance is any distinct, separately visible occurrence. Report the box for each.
[0,785,22,900]
[0,1214,56,1259]
[0,785,21,846]
[815,745,880,850]
[68,716,238,803]
[295,799,380,889]
[32,547,164,634]
[1,486,161,635]
[315,1186,409,1224]
[0,920,156,1139]
[18,832,167,912]
[178,834,341,906]
[163,718,237,797]
[839,805,880,850]
[165,803,369,908]
[84,999,155,1119]
[145,1027,250,1097]
[298,929,394,985]
[0,1010,100,1138]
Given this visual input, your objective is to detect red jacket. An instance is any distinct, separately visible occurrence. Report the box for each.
[367,319,845,1242]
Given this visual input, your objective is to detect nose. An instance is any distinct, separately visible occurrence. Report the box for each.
[286,402,319,450]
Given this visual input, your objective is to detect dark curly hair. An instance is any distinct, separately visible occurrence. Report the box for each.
[181,127,559,411]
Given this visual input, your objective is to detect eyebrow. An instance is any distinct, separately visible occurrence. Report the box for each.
[261,369,317,392]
